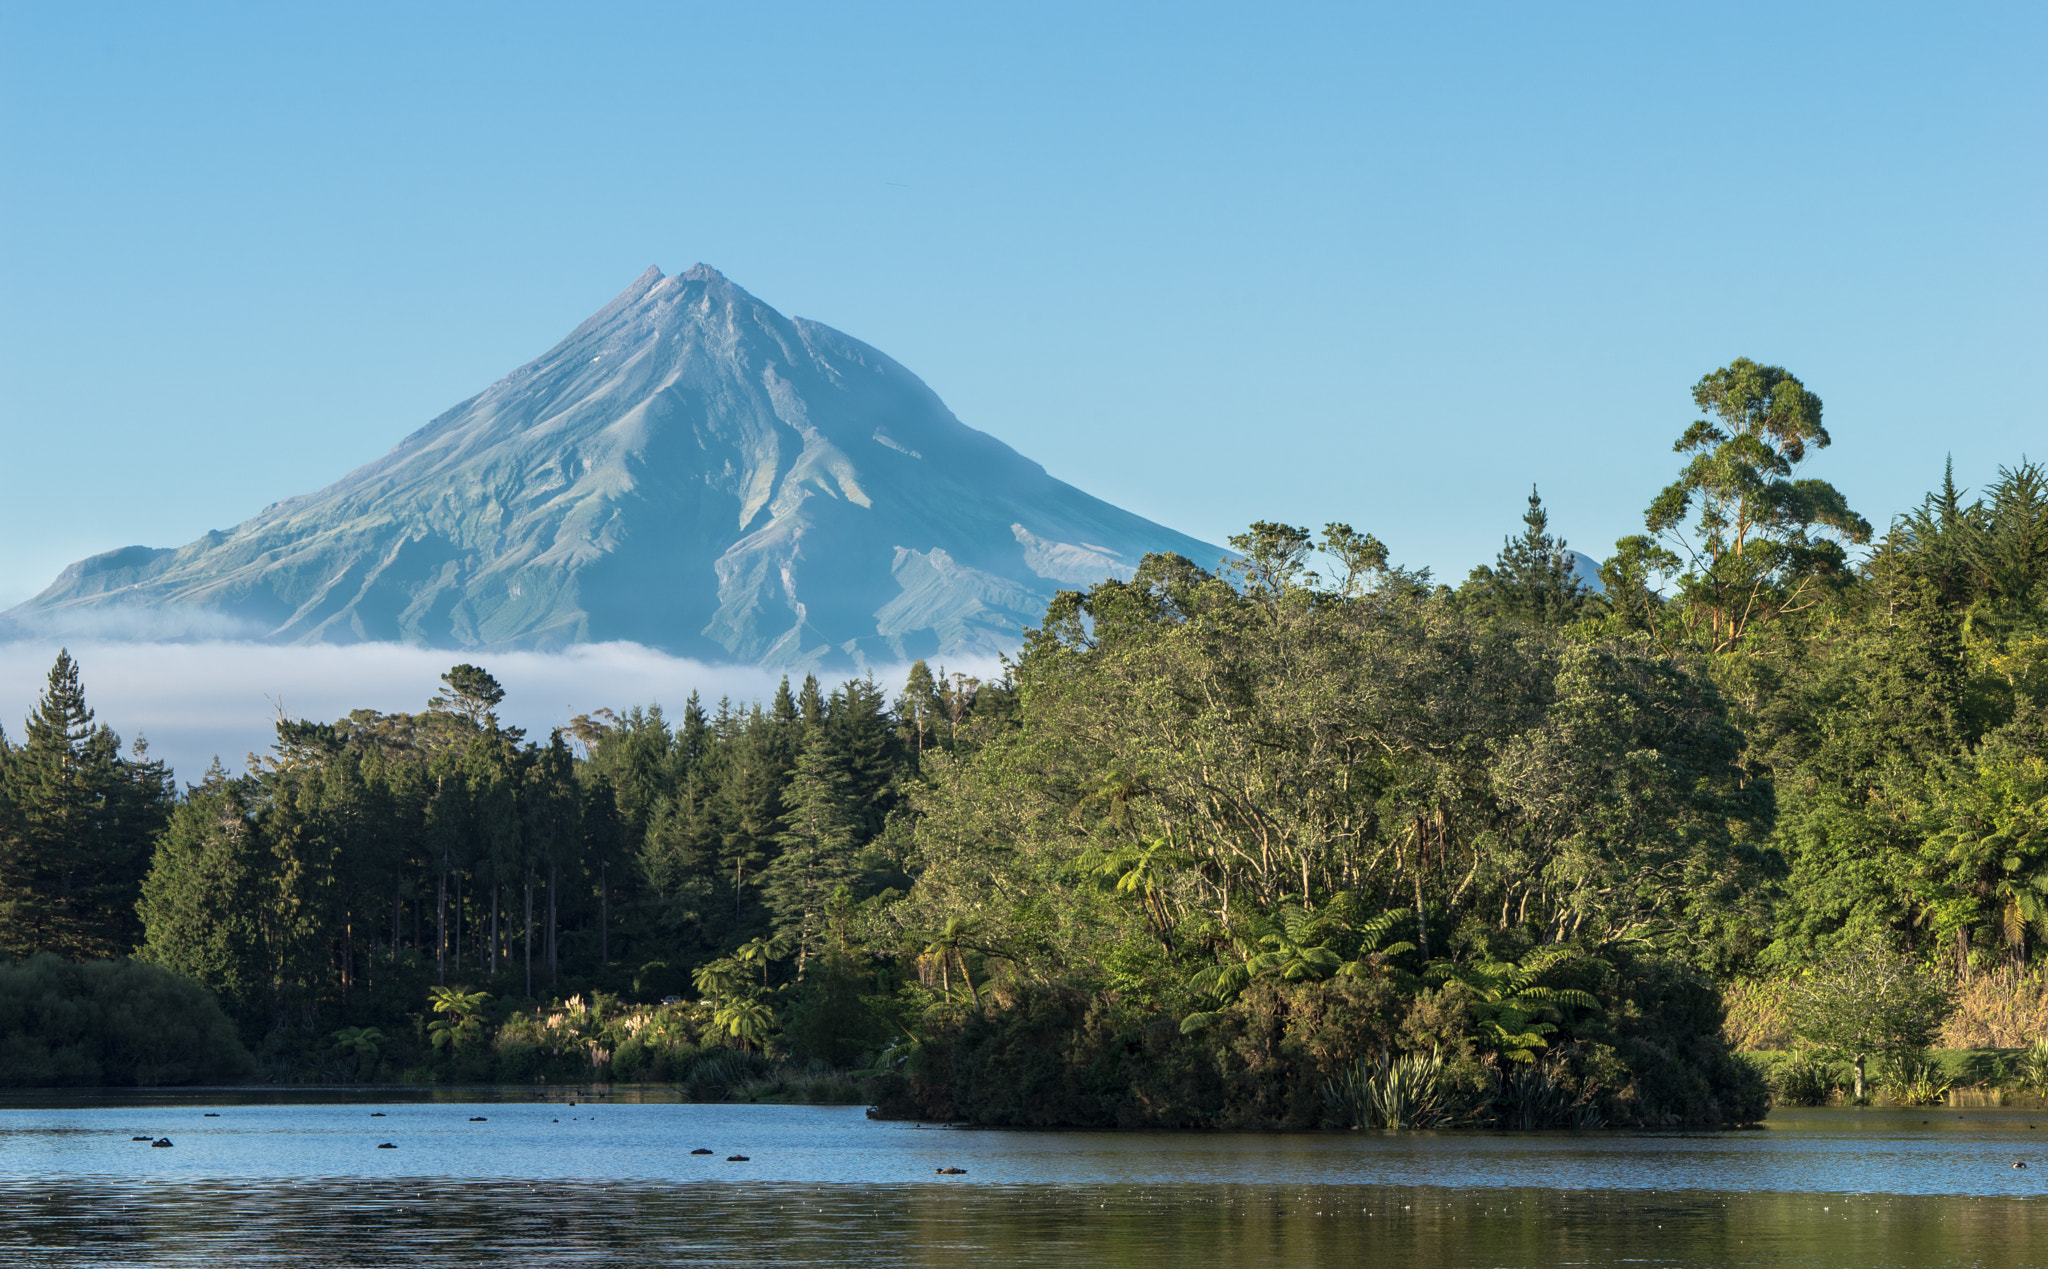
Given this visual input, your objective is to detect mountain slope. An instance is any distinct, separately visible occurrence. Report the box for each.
[7,266,1222,668]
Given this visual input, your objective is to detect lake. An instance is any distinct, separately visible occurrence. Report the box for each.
[4,1092,2046,1266]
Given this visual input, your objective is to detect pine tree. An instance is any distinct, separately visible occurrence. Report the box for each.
[1463,486,1588,626]
[764,735,859,979]
[137,764,272,1021]
[0,651,170,960]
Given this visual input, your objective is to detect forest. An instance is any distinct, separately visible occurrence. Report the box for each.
[1,358,2044,1128]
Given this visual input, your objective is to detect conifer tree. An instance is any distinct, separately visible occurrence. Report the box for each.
[1463,486,1588,625]
[137,763,272,1021]
[764,734,859,979]
[0,651,170,960]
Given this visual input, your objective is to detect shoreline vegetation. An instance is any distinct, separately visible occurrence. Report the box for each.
[4,359,2047,1130]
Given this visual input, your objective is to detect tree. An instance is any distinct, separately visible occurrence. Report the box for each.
[136,764,272,1020]
[1463,486,1589,626]
[426,986,491,1052]
[431,664,506,731]
[0,651,172,960]
[1784,941,1954,1100]
[897,661,942,761]
[1642,359,1872,652]
[763,736,859,979]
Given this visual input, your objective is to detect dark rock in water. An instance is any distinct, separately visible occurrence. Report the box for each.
[371,1112,385,1117]
[936,1167,967,1175]
[378,1142,397,1149]
[690,1148,714,1155]
[131,1136,152,1141]
[151,1138,173,1148]
[726,1155,749,1162]
[1,265,1221,669]
[203,1113,220,1118]
[469,1116,488,1122]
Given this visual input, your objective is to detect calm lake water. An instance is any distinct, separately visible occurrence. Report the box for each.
[4,1092,2046,1266]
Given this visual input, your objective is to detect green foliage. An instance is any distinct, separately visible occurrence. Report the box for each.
[1433,950,1602,1063]
[21,374,2046,1121]
[1768,1052,1838,1106]
[1641,358,1872,652]
[1461,487,1589,627]
[0,954,252,1086]
[1879,1049,1953,1105]
[2014,1038,2048,1092]
[426,987,490,1051]
[0,651,173,960]
[1784,941,1955,1099]
[1322,1048,1453,1129]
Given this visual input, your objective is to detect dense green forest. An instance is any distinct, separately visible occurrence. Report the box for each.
[2,358,2045,1127]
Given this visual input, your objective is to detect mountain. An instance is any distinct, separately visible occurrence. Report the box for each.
[6,265,1222,668]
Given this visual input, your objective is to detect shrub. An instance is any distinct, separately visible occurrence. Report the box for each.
[1721,979,1794,1050]
[2014,1038,2048,1092]
[1880,1049,1953,1105]
[1770,1053,1837,1106]
[1322,1049,1452,1129]
[0,954,253,1087]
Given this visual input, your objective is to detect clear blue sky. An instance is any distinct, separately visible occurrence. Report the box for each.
[2,1,2042,609]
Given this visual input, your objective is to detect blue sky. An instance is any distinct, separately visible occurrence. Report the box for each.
[1,0,2042,612]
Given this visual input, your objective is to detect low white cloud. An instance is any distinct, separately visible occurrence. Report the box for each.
[0,640,1004,785]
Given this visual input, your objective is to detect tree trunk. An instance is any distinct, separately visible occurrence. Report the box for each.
[1413,862,1430,963]
[436,869,447,985]
[600,862,608,966]
[1854,1054,1867,1102]
[548,860,559,986]
[524,872,534,998]
[490,882,499,976]
[342,912,353,1005]
[392,894,401,962]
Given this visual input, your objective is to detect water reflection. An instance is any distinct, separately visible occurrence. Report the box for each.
[4,1098,2048,1266]
[6,1180,2047,1267]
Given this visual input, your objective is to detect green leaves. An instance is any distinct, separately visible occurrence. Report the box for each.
[1432,948,1604,1063]
[1637,359,1872,652]
[426,986,491,1051]
[1783,940,1954,1095]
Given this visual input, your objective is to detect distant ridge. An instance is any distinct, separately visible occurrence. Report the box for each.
[5,266,1223,668]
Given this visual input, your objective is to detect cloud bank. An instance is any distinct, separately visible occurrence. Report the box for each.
[0,641,1004,784]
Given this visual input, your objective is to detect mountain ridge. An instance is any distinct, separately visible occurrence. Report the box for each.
[6,265,1224,668]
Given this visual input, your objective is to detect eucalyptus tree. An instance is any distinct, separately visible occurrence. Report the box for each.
[1639,358,1872,653]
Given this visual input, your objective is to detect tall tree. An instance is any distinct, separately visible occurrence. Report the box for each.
[0,651,171,960]
[1641,359,1872,652]
[764,734,860,979]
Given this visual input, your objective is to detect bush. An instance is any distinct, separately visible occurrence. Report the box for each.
[0,954,254,1087]
[1880,1049,1953,1105]
[1769,1052,1838,1106]
[2014,1038,2048,1092]
[492,1040,541,1083]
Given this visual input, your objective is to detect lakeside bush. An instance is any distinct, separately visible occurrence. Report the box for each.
[0,954,253,1087]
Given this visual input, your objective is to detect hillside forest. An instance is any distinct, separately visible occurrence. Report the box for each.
[3,358,2046,1128]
